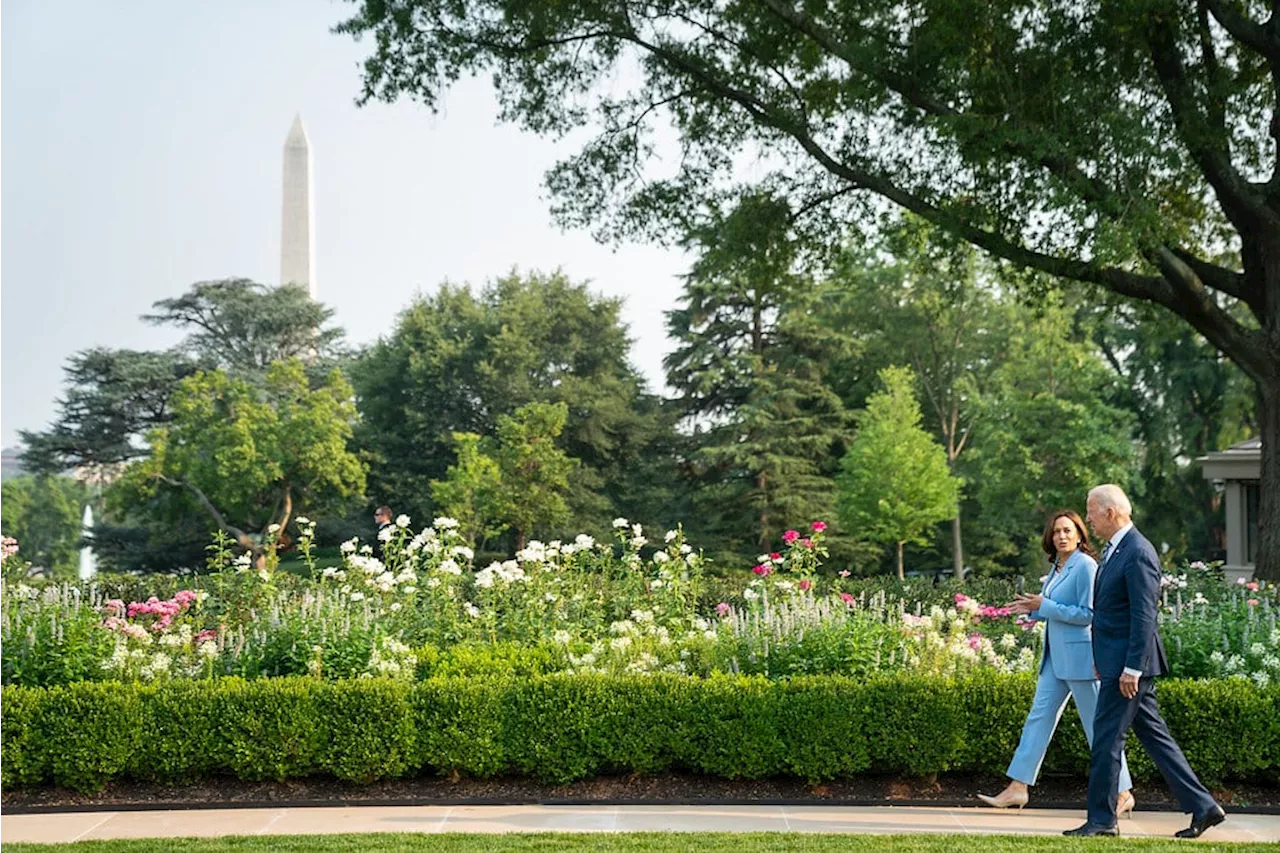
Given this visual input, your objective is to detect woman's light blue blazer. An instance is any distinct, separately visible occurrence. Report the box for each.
[1030,549,1099,681]
[1007,548,1132,790]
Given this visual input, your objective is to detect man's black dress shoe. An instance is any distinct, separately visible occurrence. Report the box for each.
[1063,822,1119,837]
[1174,805,1226,839]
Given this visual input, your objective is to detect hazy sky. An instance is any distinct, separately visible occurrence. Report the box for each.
[1,0,691,448]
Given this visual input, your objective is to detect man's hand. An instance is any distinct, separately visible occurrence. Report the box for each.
[1119,672,1140,699]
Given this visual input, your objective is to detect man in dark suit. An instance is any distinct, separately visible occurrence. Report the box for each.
[372,505,394,560]
[1064,484,1225,838]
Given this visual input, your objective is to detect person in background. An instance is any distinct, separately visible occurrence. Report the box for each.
[372,505,393,560]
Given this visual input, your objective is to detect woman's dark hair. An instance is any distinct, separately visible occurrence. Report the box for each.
[1041,509,1097,560]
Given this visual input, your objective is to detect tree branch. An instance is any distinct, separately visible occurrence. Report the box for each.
[756,0,1127,218]
[154,473,258,554]
[1148,246,1271,381]
[1170,246,1250,301]
[1202,0,1277,59]
[1146,16,1277,231]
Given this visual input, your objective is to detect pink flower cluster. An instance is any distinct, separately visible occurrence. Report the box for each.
[715,602,732,617]
[1,536,18,560]
[752,563,773,577]
[954,593,1013,623]
[102,591,199,633]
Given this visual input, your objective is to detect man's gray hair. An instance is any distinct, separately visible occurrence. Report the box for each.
[1089,484,1132,517]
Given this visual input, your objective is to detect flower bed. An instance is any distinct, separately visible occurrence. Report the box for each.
[3,673,1277,793]
[2,518,1277,687]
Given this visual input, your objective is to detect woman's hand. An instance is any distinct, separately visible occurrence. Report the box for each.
[1007,593,1043,614]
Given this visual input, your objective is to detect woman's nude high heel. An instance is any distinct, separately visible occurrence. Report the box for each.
[1117,790,1136,818]
[976,788,1029,810]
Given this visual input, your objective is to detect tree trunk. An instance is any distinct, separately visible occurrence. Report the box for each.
[951,513,964,581]
[896,541,905,580]
[1255,380,1279,580]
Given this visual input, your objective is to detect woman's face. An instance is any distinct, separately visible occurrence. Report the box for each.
[1052,516,1080,555]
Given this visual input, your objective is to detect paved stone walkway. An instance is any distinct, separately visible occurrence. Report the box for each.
[3,804,1278,844]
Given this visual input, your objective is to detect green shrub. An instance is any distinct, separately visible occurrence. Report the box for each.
[130,681,223,783]
[40,682,143,792]
[0,685,47,788]
[3,674,1277,792]
[414,677,510,778]
[318,680,417,782]
[860,675,965,775]
[214,678,323,781]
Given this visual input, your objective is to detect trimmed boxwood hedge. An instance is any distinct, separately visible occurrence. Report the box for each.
[3,673,1277,792]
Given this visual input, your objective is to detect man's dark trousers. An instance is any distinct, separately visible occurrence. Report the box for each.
[1086,676,1216,826]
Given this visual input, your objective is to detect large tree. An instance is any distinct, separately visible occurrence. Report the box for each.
[352,269,674,532]
[112,360,366,567]
[828,224,1009,578]
[665,194,853,557]
[339,0,1280,577]
[22,280,344,476]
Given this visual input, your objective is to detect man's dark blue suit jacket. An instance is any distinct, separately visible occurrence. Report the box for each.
[1091,527,1169,679]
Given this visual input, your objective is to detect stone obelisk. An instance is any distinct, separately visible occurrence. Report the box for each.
[281,114,316,298]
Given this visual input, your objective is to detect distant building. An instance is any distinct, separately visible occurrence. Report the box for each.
[1198,437,1261,581]
[1,447,25,480]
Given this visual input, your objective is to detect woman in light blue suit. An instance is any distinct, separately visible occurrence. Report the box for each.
[977,509,1133,814]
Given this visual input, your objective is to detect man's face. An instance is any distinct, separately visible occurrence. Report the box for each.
[375,511,390,526]
[1086,498,1115,541]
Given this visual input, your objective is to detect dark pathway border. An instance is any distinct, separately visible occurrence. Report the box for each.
[5,773,1279,816]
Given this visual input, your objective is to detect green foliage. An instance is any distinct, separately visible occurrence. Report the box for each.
[21,281,345,476]
[40,682,143,791]
[143,279,345,376]
[0,475,88,577]
[492,402,577,546]
[1087,300,1258,564]
[317,679,417,783]
[19,349,201,474]
[429,432,509,547]
[336,0,1280,580]
[111,360,366,549]
[353,271,675,538]
[214,677,324,782]
[5,674,1276,792]
[837,367,960,577]
[665,195,854,562]
[966,301,1135,569]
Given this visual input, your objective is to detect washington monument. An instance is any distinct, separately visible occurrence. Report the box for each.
[280,114,315,298]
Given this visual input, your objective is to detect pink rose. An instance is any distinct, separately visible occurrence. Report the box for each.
[716,602,732,617]
[801,538,814,549]
[811,521,827,532]
[1248,598,1259,606]
[839,592,854,605]
[782,530,800,544]
[954,593,969,604]
[752,563,772,577]
[798,580,812,592]
[1247,582,1259,591]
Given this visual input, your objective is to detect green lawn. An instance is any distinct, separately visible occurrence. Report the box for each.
[4,834,1272,853]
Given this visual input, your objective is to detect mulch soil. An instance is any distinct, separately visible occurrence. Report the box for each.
[4,773,1278,814]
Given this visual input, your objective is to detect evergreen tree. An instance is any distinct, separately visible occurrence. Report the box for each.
[837,366,960,579]
[665,194,853,561]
